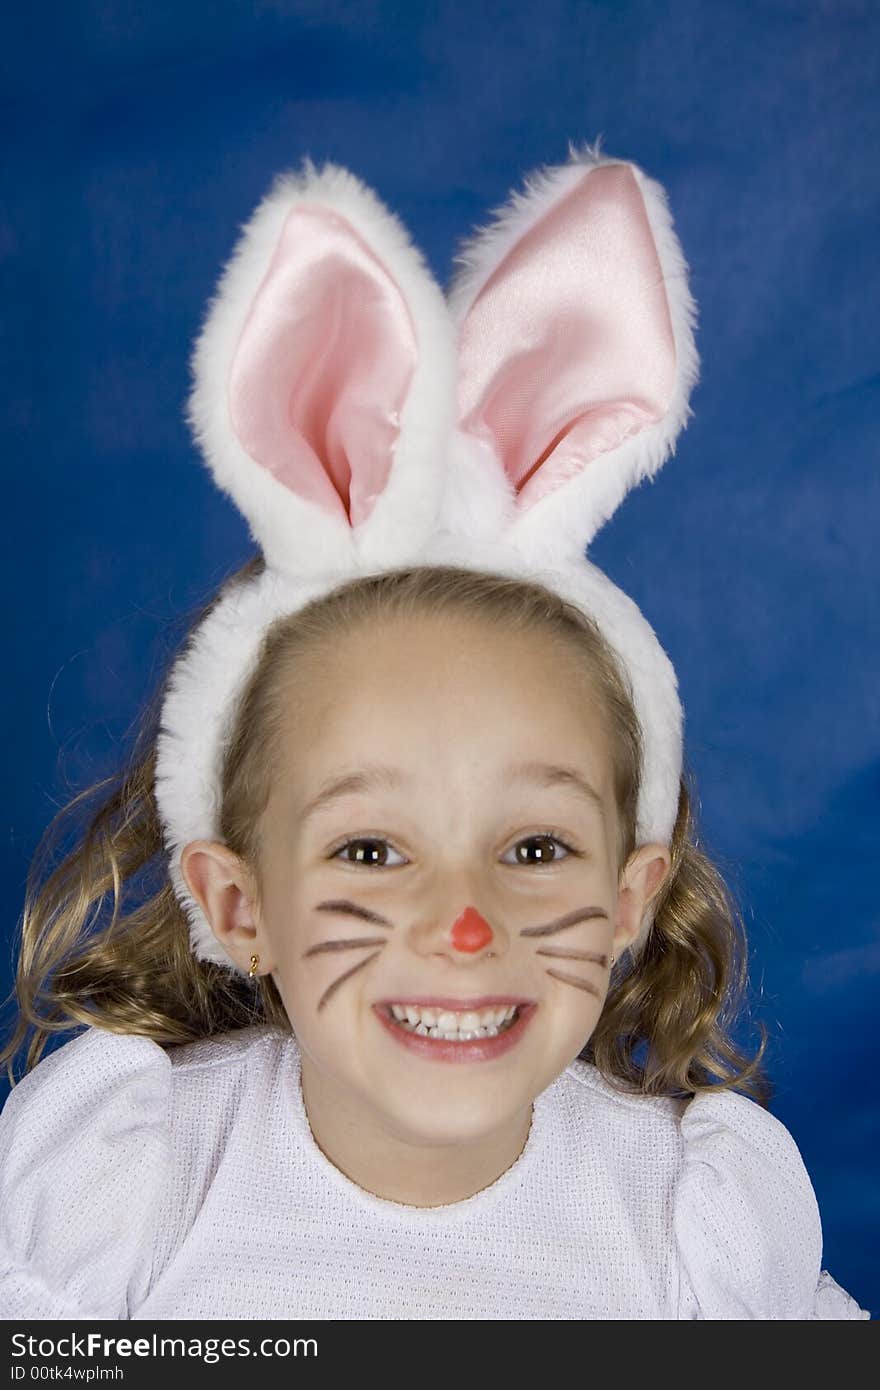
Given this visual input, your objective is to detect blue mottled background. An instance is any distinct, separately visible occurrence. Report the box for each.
[2,0,877,1314]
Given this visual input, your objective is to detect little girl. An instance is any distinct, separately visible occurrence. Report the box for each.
[0,145,870,1321]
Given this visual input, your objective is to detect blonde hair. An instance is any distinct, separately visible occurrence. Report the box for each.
[2,557,770,1104]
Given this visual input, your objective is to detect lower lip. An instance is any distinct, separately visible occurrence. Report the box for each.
[373,1004,537,1063]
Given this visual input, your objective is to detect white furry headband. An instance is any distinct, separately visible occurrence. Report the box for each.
[154,141,699,973]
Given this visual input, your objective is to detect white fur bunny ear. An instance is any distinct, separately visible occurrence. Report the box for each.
[446,141,699,566]
[186,157,457,576]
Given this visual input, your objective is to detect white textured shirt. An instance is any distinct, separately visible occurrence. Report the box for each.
[0,1023,870,1320]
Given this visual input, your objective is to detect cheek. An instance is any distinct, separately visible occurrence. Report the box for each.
[258,870,312,961]
[554,1004,603,1066]
[276,944,328,1017]
[261,918,313,1027]
[543,981,608,1049]
[274,925,385,1030]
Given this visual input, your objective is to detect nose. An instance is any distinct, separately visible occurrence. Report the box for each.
[450,905,494,954]
[408,890,507,962]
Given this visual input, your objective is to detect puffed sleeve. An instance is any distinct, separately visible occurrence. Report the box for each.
[0,1025,172,1320]
[673,1088,871,1320]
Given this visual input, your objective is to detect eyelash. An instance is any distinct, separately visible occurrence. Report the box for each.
[328,831,582,868]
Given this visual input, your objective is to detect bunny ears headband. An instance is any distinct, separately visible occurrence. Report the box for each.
[154,141,699,971]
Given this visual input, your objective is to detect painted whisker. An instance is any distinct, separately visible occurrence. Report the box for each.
[315,900,393,926]
[544,967,602,999]
[317,950,383,1011]
[302,937,389,958]
[536,947,609,967]
[520,905,608,938]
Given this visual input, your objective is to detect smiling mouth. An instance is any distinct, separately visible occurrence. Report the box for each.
[382,1002,522,1042]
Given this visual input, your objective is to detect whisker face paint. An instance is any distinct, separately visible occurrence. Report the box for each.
[315,900,394,927]
[317,950,384,1011]
[536,947,609,967]
[521,908,609,999]
[544,968,602,1000]
[302,937,389,958]
[519,905,608,938]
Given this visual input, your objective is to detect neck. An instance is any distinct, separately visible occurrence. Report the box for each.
[297,1053,533,1208]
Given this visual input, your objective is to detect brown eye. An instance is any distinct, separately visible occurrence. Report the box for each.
[332,838,405,867]
[509,834,574,866]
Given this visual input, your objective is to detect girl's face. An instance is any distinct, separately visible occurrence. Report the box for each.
[187,612,669,1162]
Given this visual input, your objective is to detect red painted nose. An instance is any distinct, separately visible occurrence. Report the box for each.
[450,906,494,953]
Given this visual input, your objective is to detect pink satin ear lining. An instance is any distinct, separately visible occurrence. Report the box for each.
[456,165,677,511]
[228,169,678,529]
[228,204,417,526]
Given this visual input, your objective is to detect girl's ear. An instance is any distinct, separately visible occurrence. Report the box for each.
[447,151,699,555]
[186,159,456,574]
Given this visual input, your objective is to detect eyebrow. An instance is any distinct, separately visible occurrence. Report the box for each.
[299,760,605,824]
[300,766,411,823]
[507,760,605,819]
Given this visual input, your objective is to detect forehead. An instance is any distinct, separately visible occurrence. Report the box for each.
[273,610,612,782]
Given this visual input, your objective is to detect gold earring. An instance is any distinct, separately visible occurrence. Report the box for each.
[610,954,616,965]
[248,953,260,979]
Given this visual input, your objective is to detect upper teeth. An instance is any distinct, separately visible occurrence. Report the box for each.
[388,1003,518,1039]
